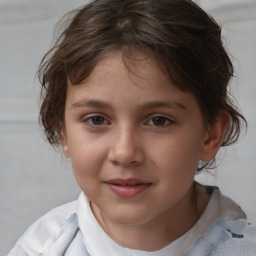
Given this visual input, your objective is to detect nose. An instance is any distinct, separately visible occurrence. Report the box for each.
[108,126,144,167]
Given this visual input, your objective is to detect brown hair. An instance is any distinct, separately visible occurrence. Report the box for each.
[38,0,246,169]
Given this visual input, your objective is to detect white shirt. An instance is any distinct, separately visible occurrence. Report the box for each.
[7,187,247,256]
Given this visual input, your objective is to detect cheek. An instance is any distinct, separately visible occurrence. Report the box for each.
[67,135,107,185]
[150,132,203,175]
[149,135,201,203]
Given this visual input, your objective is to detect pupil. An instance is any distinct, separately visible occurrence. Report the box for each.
[92,116,104,125]
[153,117,165,126]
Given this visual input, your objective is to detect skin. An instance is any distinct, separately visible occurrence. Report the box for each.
[61,51,228,251]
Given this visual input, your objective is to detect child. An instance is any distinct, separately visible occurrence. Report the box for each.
[8,0,256,255]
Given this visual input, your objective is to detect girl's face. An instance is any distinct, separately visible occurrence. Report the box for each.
[62,52,212,237]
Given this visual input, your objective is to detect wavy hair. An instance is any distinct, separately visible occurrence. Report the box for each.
[38,0,246,170]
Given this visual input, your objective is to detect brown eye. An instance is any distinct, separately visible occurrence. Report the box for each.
[85,115,107,126]
[152,117,167,126]
[91,116,105,125]
[147,116,173,127]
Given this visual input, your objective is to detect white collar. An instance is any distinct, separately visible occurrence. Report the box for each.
[76,187,246,256]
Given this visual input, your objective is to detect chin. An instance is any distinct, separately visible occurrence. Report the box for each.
[107,209,154,226]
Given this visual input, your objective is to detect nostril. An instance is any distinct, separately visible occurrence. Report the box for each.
[108,147,144,167]
[110,159,139,168]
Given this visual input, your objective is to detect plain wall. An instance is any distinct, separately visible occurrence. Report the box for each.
[1,1,255,255]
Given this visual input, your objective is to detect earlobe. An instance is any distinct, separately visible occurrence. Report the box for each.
[200,112,230,161]
[60,131,70,157]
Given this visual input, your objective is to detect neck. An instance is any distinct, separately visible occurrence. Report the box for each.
[91,183,210,251]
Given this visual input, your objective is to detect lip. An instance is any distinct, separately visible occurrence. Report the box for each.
[105,179,152,198]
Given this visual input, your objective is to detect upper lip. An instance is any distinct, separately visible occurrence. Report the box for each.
[105,179,152,186]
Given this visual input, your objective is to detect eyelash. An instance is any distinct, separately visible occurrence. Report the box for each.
[146,116,174,127]
[83,114,174,128]
[83,115,108,126]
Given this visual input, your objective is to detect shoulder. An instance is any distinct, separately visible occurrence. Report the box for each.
[185,186,256,255]
[7,200,77,256]
[187,218,256,256]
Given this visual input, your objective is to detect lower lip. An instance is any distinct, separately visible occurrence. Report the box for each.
[107,183,151,198]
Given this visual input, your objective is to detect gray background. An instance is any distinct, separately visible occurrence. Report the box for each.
[1,0,255,255]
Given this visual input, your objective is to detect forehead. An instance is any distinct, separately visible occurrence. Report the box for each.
[69,51,170,91]
[97,51,164,78]
[66,52,201,114]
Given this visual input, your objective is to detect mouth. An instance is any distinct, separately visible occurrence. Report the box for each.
[107,179,150,185]
[105,179,152,198]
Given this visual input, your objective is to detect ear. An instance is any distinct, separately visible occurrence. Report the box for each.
[200,112,230,161]
[60,130,70,157]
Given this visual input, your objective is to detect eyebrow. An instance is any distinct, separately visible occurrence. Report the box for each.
[139,101,187,111]
[72,99,110,109]
[71,99,187,111]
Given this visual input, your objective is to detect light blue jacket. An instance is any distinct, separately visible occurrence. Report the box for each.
[40,213,256,256]
[7,188,256,256]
